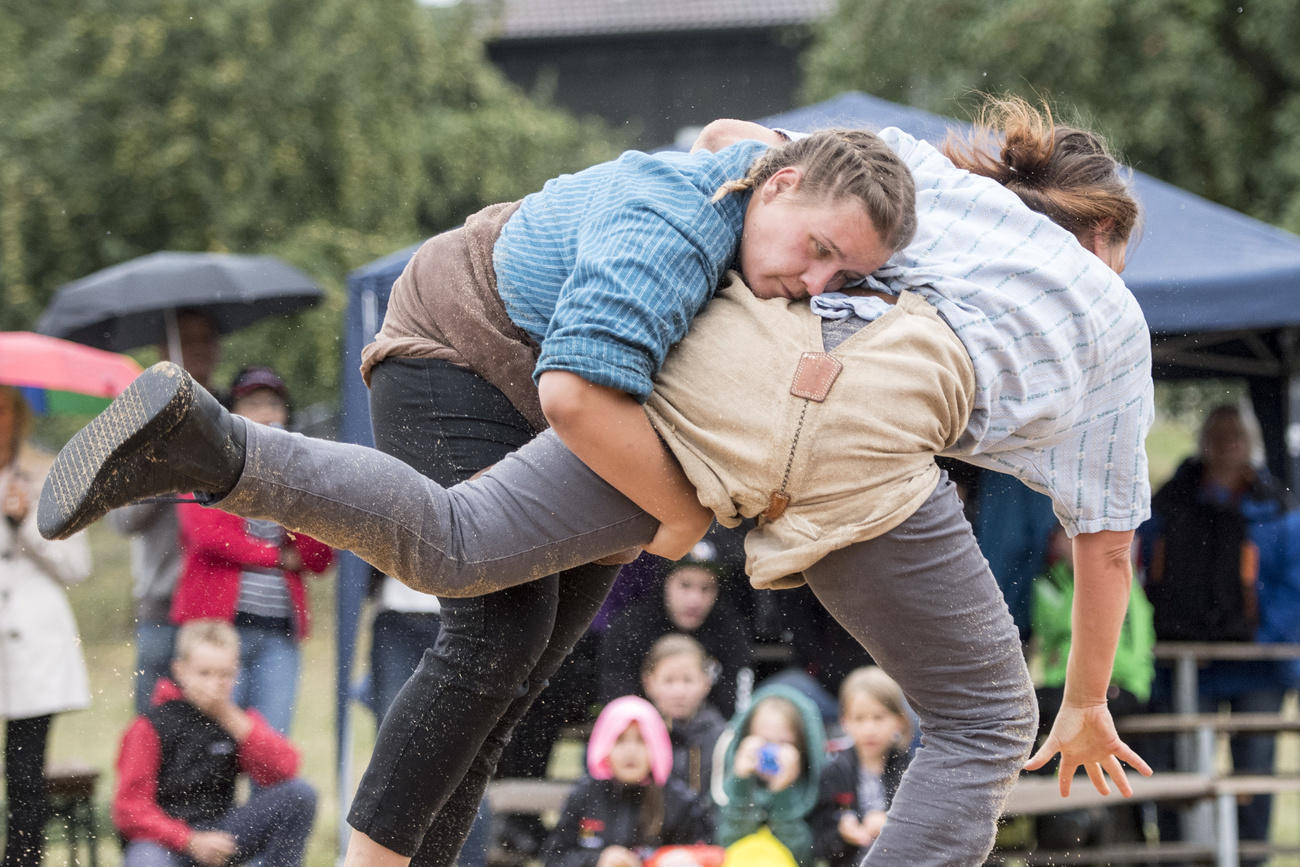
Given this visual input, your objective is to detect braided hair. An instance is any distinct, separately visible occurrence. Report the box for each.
[713,129,918,253]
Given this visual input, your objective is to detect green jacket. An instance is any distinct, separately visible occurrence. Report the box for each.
[718,684,827,865]
[1031,560,1156,702]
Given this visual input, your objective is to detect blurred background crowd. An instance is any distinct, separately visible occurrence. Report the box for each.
[4,0,1300,865]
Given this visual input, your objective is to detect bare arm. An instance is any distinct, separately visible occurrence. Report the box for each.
[537,371,712,559]
[1025,528,1153,795]
[691,119,785,153]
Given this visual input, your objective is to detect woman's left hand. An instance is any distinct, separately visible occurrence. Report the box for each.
[1024,701,1152,797]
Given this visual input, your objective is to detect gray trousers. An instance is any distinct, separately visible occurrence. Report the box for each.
[221,422,1035,865]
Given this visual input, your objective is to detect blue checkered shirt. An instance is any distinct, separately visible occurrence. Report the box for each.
[493,141,764,401]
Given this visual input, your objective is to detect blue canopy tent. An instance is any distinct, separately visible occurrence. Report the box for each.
[330,91,1300,839]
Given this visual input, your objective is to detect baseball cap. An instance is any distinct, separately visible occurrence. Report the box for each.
[229,366,289,401]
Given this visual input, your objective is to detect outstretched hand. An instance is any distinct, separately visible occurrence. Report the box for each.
[1024,701,1153,797]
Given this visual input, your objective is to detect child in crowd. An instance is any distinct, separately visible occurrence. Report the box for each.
[603,541,752,717]
[717,684,827,866]
[172,367,333,734]
[814,667,911,866]
[113,619,317,867]
[641,634,728,802]
[542,695,714,867]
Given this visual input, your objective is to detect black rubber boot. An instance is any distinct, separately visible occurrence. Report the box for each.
[37,361,246,540]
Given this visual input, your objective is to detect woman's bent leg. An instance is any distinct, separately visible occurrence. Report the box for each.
[350,575,560,857]
[216,423,655,597]
[349,358,623,864]
[802,473,1036,866]
[3,714,52,867]
[404,564,616,867]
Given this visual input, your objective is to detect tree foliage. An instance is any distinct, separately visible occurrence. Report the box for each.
[0,0,622,408]
[803,0,1300,233]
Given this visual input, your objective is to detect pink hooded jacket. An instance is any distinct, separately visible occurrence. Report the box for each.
[587,695,674,786]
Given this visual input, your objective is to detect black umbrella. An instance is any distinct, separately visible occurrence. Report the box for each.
[36,251,324,354]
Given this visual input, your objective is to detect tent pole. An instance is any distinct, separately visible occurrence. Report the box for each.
[1283,328,1300,492]
[163,308,185,370]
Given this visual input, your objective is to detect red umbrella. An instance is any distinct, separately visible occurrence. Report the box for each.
[0,331,142,413]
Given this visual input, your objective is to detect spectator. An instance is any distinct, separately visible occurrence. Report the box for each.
[716,684,828,866]
[108,309,221,715]
[814,667,911,866]
[640,634,727,802]
[1139,404,1297,861]
[497,524,749,859]
[601,541,751,717]
[113,619,315,866]
[0,386,92,866]
[540,696,714,867]
[172,367,333,733]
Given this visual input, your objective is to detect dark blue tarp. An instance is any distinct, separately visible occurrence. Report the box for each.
[332,92,1300,829]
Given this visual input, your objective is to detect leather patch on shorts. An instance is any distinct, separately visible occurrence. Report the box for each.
[762,491,790,521]
[790,352,842,402]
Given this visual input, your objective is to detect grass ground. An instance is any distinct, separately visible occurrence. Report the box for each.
[34,413,1300,865]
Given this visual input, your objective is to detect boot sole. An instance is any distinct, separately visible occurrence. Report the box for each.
[38,362,194,539]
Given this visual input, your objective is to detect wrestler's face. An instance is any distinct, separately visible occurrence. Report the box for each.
[738,167,893,300]
[1078,223,1128,274]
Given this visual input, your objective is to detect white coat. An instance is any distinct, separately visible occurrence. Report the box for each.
[0,450,92,719]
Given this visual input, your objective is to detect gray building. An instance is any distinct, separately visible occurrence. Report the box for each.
[476,0,833,148]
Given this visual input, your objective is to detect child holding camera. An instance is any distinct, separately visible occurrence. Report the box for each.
[716,685,827,866]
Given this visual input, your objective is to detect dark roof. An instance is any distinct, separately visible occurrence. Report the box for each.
[478,0,833,40]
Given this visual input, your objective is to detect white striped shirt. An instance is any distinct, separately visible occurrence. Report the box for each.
[815,128,1154,536]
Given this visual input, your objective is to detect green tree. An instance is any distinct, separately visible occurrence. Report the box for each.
[0,0,623,407]
[803,0,1300,233]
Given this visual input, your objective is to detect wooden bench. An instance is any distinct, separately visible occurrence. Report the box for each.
[1001,771,1213,817]
[1116,711,1300,736]
[997,770,1300,866]
[44,763,100,867]
[487,763,1300,866]
[485,778,572,816]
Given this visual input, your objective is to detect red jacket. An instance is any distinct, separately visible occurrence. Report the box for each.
[172,501,333,639]
[112,679,301,852]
